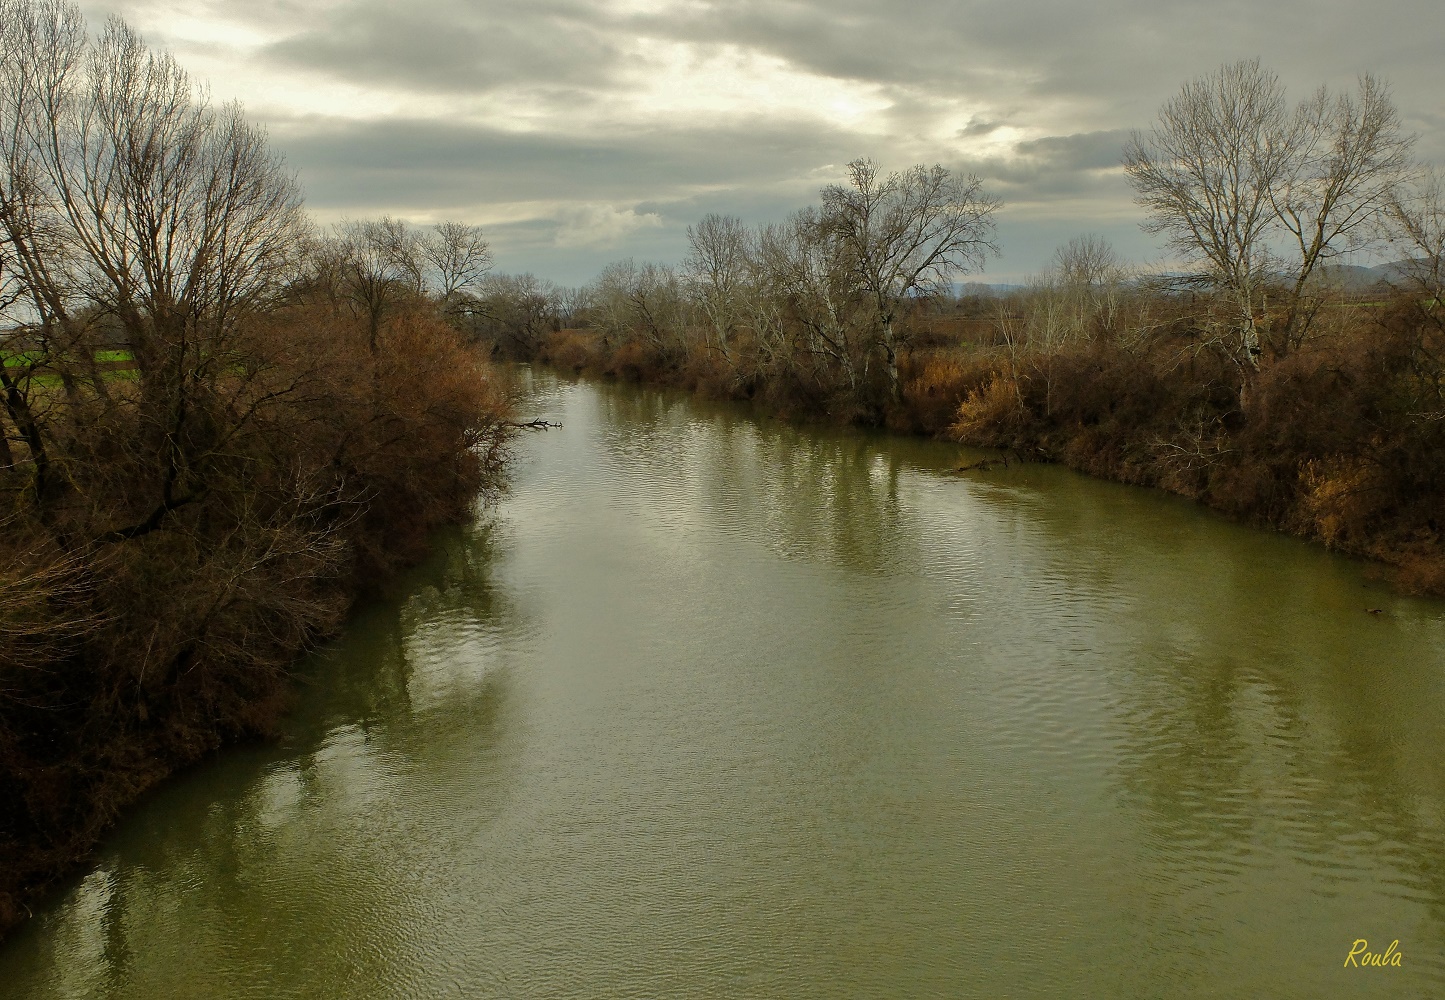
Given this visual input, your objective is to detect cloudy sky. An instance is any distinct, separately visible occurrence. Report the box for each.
[82,0,1445,286]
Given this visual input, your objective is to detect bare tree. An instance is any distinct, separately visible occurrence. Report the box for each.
[1388,168,1445,299]
[1,1,305,534]
[0,0,87,337]
[48,16,301,364]
[1270,75,1413,352]
[821,158,999,398]
[332,217,423,352]
[555,285,591,328]
[588,258,685,356]
[1385,169,1445,421]
[1045,234,1127,342]
[421,220,491,305]
[684,212,749,362]
[1124,60,1295,362]
[1125,59,1413,361]
[752,207,868,395]
[475,272,559,355]
[1053,234,1123,290]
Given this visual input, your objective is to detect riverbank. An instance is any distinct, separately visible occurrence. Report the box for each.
[0,306,514,941]
[527,299,1445,597]
[0,3,523,938]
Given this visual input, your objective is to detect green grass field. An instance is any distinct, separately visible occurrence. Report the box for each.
[1,348,137,386]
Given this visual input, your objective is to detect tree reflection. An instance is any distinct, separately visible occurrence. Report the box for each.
[591,380,923,577]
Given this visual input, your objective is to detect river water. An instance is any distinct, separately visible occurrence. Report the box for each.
[2,369,1443,998]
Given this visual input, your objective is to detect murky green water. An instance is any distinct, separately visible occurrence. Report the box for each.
[3,369,1444,998]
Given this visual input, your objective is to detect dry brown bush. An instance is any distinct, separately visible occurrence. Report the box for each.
[1298,457,1387,546]
[897,352,996,435]
[540,329,604,373]
[952,372,1024,446]
[0,297,513,935]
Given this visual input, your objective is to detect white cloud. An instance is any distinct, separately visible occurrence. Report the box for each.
[553,204,665,249]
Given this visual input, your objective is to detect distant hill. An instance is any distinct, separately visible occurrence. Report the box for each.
[951,281,1027,297]
[1318,258,1437,291]
[937,262,1439,299]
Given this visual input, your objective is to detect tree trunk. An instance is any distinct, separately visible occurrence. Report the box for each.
[880,316,901,401]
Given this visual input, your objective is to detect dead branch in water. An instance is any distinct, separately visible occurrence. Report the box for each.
[955,454,1010,473]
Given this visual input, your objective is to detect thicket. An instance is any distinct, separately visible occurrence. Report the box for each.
[0,0,511,934]
[946,278,1445,592]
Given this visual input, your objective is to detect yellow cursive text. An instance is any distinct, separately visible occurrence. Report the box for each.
[1344,939,1402,968]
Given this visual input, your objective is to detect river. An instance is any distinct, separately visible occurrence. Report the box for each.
[2,368,1443,998]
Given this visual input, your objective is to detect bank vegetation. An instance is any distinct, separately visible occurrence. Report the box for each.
[0,0,512,934]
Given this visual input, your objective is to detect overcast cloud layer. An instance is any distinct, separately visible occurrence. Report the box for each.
[82,0,1445,285]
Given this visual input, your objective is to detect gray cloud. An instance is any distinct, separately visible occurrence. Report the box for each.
[261,0,624,96]
[232,0,1445,134]
[85,0,1445,282]
[959,116,1009,138]
[1012,130,1133,174]
[274,115,874,283]
[276,116,867,209]
[635,1,1443,112]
